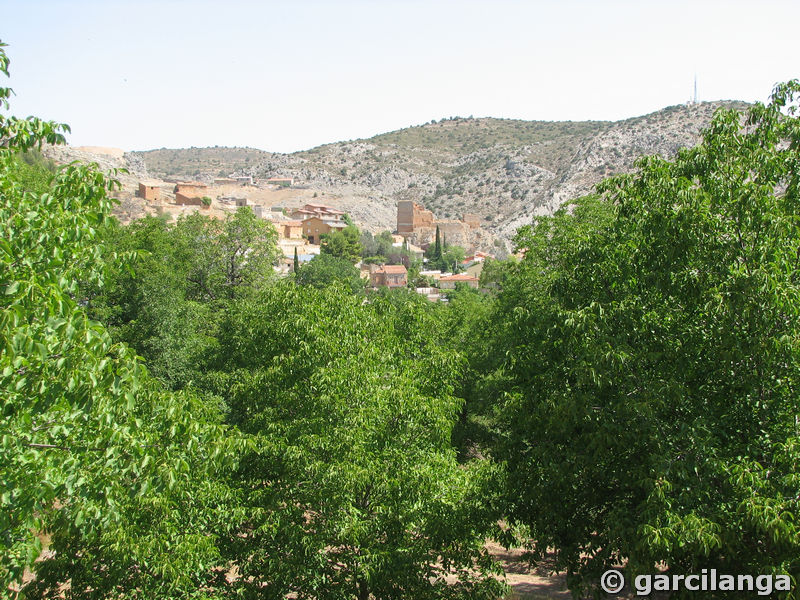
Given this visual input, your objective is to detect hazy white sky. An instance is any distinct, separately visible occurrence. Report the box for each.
[2,0,798,153]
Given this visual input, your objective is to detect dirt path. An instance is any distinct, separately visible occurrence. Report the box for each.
[487,542,572,599]
[491,545,670,600]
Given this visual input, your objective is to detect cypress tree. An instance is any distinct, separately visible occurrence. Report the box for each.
[293,247,300,274]
[434,226,442,261]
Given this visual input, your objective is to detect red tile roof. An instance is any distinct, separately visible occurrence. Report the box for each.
[376,265,407,274]
[439,273,478,281]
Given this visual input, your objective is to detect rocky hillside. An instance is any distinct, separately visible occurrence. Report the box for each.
[133,101,749,240]
[41,145,153,222]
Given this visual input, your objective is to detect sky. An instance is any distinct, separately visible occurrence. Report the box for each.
[2,0,798,153]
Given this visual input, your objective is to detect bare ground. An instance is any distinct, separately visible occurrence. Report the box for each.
[487,542,573,599]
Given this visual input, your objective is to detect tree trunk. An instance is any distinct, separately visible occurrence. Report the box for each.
[357,579,369,600]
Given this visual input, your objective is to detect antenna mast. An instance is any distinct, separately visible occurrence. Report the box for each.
[693,74,697,104]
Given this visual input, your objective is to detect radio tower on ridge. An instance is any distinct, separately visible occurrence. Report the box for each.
[688,75,698,105]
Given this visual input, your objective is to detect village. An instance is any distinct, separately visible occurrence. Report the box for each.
[134,175,497,301]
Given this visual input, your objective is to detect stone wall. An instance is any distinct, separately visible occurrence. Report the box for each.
[397,200,434,233]
[397,201,490,253]
[463,213,481,229]
[138,183,160,202]
[175,192,203,206]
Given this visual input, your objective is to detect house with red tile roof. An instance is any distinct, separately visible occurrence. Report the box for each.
[438,273,479,289]
[370,265,407,288]
[290,203,345,222]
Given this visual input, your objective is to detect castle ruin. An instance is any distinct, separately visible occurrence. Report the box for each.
[396,201,484,252]
[397,201,434,233]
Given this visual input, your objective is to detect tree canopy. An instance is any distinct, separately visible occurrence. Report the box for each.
[193,284,506,599]
[485,81,800,595]
[295,252,366,293]
[425,227,466,273]
[320,224,362,263]
[0,41,237,598]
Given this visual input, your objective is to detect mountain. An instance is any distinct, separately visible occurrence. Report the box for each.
[132,101,748,242]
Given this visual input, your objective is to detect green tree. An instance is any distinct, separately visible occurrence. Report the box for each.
[360,230,395,261]
[6,149,56,194]
[0,42,235,597]
[374,230,395,257]
[198,284,507,600]
[406,256,423,285]
[293,245,300,273]
[88,207,279,389]
[360,229,377,257]
[295,252,365,293]
[478,256,517,290]
[217,206,279,294]
[320,224,362,263]
[436,286,498,458]
[154,207,279,302]
[87,217,218,390]
[425,231,465,273]
[441,244,465,273]
[492,83,800,596]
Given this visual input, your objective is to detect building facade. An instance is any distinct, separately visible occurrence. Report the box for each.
[463,213,481,229]
[138,181,161,202]
[174,182,208,206]
[302,216,347,244]
[265,177,294,187]
[396,200,434,234]
[278,220,304,240]
[438,273,479,289]
[370,265,408,288]
[291,203,345,222]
